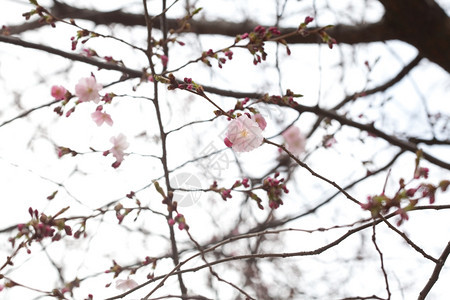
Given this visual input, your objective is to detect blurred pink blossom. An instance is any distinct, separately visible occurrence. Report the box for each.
[91,110,113,126]
[75,76,102,103]
[282,126,305,155]
[110,133,129,167]
[226,115,263,152]
[252,113,267,130]
[51,85,67,100]
[116,279,138,291]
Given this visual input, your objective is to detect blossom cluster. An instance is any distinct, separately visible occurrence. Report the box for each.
[261,89,303,108]
[52,75,105,117]
[51,76,130,168]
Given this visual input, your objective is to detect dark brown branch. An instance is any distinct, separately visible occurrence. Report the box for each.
[378,0,450,73]
[1,35,447,170]
[278,102,450,170]
[0,100,59,128]
[418,241,450,300]
[371,224,391,299]
[7,0,449,72]
[408,137,450,146]
[9,1,395,46]
[0,35,142,78]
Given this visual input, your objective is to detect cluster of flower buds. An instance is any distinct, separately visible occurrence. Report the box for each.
[71,29,99,51]
[22,1,55,27]
[361,151,450,225]
[210,179,250,201]
[81,48,126,68]
[153,181,188,230]
[12,207,73,250]
[211,175,289,210]
[214,97,254,119]
[56,146,78,158]
[235,25,284,65]
[298,16,314,36]
[201,48,234,68]
[165,73,205,95]
[168,213,189,230]
[105,260,124,278]
[319,30,337,49]
[261,89,303,108]
[114,203,132,225]
[262,172,289,209]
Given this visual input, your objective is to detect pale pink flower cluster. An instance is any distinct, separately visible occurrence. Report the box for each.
[51,85,67,100]
[224,114,266,152]
[75,76,103,103]
[116,279,138,291]
[282,126,306,155]
[91,105,113,126]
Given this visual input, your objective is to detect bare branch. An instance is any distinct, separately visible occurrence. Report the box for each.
[418,241,450,300]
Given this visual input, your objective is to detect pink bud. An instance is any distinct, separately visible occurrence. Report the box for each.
[304,16,314,24]
[160,55,168,67]
[224,137,233,148]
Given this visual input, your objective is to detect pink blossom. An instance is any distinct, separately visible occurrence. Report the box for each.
[116,279,138,291]
[282,126,306,155]
[51,85,67,100]
[252,113,267,130]
[75,76,103,103]
[109,133,129,167]
[226,115,263,152]
[91,110,113,126]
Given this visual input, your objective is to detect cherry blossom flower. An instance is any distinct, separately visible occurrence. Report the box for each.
[225,115,263,152]
[91,110,113,126]
[116,279,138,291]
[282,126,306,155]
[75,76,102,103]
[252,113,267,130]
[51,85,67,100]
[109,133,129,168]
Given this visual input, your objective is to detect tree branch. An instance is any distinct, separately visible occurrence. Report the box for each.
[418,241,450,300]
